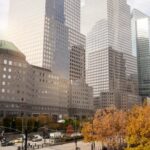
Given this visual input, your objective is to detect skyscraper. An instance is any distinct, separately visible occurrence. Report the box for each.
[82,0,132,56]
[82,0,140,109]
[8,0,85,80]
[132,9,150,97]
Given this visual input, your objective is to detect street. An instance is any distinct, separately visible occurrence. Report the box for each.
[0,141,101,150]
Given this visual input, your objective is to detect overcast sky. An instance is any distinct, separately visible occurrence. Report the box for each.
[0,0,150,36]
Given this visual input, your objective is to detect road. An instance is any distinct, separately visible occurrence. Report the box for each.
[0,141,102,150]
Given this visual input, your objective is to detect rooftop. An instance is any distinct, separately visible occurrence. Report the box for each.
[0,40,20,52]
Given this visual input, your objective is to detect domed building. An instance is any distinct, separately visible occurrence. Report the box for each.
[0,40,70,117]
[0,40,32,117]
[0,40,25,58]
[0,40,93,119]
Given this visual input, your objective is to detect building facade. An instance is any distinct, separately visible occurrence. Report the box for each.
[70,45,85,81]
[82,0,140,109]
[68,80,93,118]
[8,0,85,80]
[88,47,141,110]
[82,0,132,55]
[0,40,93,119]
[132,9,150,98]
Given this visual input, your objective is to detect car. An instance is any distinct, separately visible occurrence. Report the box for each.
[1,139,15,146]
[32,135,43,142]
[49,138,61,145]
[11,137,24,143]
[20,134,25,140]
[49,132,64,139]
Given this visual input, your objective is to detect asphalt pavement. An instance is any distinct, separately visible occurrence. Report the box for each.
[0,141,102,150]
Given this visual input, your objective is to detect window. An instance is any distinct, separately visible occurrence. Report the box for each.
[2,89,5,93]
[3,74,6,78]
[4,59,7,64]
[9,61,12,65]
[2,82,6,85]
[8,68,12,72]
[8,75,11,79]
[3,68,6,71]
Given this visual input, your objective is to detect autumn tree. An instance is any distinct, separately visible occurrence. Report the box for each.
[84,106,150,150]
[27,116,36,131]
[3,117,16,132]
[82,108,127,149]
[15,117,22,131]
[126,106,150,150]
[38,114,49,127]
[66,124,74,135]
[82,122,94,142]
[111,110,127,148]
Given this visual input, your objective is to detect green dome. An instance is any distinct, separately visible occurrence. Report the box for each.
[0,40,20,52]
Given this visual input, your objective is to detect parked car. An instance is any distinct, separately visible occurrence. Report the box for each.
[49,138,61,145]
[11,137,23,143]
[32,135,43,142]
[20,134,25,140]
[1,138,14,146]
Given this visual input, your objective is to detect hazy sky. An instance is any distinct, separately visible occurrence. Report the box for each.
[0,0,150,36]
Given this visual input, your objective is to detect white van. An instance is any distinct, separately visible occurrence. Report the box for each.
[49,132,63,138]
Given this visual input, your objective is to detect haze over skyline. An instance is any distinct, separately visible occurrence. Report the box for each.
[0,0,150,37]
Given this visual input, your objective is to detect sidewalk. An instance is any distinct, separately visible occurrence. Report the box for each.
[41,141,101,150]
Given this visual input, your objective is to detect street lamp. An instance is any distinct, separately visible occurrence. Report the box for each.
[21,99,24,150]
[21,99,28,150]
[91,119,95,150]
[74,116,79,150]
[21,99,24,134]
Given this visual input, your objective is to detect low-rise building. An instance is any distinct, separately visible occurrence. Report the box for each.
[0,40,93,119]
[68,80,93,119]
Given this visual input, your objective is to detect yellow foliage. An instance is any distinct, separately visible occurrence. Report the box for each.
[82,122,93,142]
[82,108,127,148]
[126,106,150,150]
[82,106,150,149]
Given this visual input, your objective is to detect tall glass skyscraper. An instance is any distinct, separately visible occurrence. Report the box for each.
[82,0,132,55]
[82,0,135,76]
[82,0,140,109]
[8,0,85,80]
[132,9,150,97]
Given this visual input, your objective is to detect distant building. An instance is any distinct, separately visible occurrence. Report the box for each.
[68,80,93,118]
[87,47,126,97]
[81,0,141,110]
[94,92,141,111]
[82,0,132,55]
[8,0,85,80]
[88,48,141,110]
[132,9,150,98]
[0,40,93,119]
[70,45,85,81]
